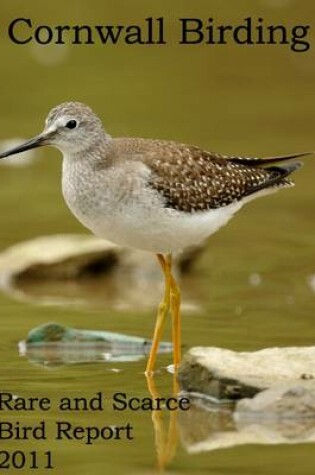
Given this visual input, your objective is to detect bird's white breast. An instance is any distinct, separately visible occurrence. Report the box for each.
[62,154,243,254]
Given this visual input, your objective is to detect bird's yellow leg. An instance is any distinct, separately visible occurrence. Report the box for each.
[167,255,182,371]
[145,254,171,375]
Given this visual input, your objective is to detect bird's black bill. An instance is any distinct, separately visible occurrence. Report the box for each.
[0,135,45,159]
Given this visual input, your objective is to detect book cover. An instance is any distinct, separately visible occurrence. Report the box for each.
[0,1,314,474]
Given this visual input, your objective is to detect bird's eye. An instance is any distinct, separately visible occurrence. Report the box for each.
[65,120,77,129]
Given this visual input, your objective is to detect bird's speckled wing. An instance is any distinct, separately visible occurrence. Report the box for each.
[111,139,306,213]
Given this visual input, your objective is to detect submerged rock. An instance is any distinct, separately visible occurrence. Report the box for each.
[178,346,315,452]
[19,322,172,366]
[236,384,315,419]
[178,392,315,454]
[0,234,204,309]
[178,346,315,400]
[0,235,123,283]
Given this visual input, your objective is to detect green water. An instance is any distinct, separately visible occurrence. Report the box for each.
[1,0,315,473]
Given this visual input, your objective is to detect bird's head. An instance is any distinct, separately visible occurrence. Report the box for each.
[0,101,107,159]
